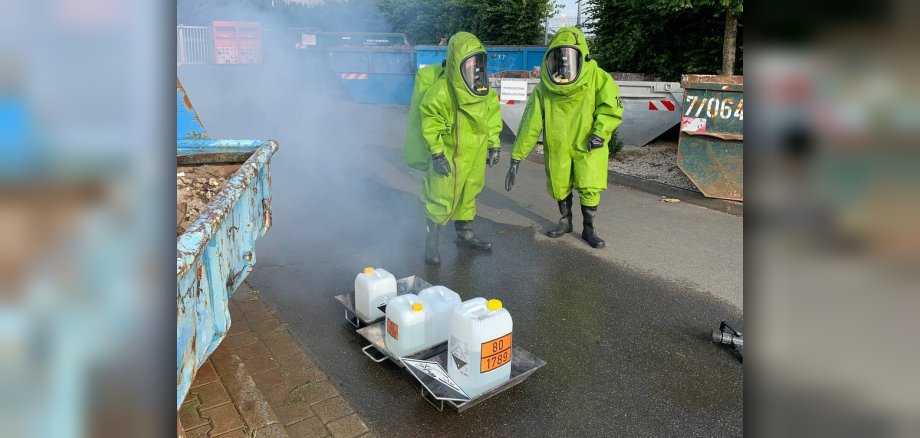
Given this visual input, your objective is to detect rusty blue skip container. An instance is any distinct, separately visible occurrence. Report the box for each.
[414,45,546,73]
[677,74,744,201]
[309,31,408,49]
[176,78,279,409]
[328,43,546,105]
[327,46,416,104]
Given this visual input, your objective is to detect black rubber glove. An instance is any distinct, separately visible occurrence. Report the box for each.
[431,152,451,176]
[505,159,520,191]
[487,148,501,168]
[587,134,606,151]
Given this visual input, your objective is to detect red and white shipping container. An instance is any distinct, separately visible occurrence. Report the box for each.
[213,21,262,64]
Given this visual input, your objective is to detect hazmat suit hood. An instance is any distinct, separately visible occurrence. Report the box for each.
[446,32,490,105]
[542,27,593,96]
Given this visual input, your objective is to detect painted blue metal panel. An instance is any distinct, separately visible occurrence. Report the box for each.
[486,48,525,73]
[525,49,545,72]
[178,139,270,156]
[329,46,546,105]
[369,50,415,74]
[415,45,547,75]
[414,45,448,69]
[327,48,415,74]
[339,74,415,105]
[0,98,37,175]
[328,48,415,105]
[176,78,279,410]
[177,79,208,140]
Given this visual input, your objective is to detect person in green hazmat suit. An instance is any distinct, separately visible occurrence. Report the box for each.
[504,27,623,248]
[404,32,503,265]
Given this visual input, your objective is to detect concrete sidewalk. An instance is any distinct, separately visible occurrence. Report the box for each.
[179,283,375,438]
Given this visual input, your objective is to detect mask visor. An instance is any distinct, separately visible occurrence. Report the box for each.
[460,52,489,96]
[546,46,582,85]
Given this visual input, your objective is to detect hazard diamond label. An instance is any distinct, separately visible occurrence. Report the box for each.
[376,295,392,314]
[450,337,469,377]
[401,358,470,402]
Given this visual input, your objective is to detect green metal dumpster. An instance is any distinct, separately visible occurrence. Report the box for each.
[677,75,743,201]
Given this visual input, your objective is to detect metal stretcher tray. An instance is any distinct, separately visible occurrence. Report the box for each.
[338,274,546,412]
[334,275,433,328]
[355,320,448,367]
[401,346,546,413]
[357,321,546,412]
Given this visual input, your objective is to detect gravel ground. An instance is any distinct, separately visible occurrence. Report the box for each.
[530,140,699,193]
[608,140,700,193]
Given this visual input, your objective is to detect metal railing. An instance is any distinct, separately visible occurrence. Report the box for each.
[177,26,214,65]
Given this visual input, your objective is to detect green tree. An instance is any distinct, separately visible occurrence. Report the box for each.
[178,0,391,31]
[585,0,742,80]
[178,0,556,45]
[376,0,557,45]
[638,0,742,75]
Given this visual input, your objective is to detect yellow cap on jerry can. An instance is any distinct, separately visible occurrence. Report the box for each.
[412,302,424,312]
[487,299,503,311]
[363,267,373,275]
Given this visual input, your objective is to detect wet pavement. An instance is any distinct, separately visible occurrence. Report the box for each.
[180,65,743,437]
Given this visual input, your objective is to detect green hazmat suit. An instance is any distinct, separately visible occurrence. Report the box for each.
[415,33,503,225]
[511,27,623,207]
[404,63,444,171]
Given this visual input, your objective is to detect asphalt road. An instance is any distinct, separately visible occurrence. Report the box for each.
[180,64,743,437]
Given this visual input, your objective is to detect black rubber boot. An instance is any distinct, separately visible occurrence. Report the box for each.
[547,194,574,238]
[580,205,606,248]
[454,220,492,251]
[425,219,441,265]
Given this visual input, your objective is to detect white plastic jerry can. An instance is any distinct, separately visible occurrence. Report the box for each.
[384,294,427,357]
[447,298,513,397]
[417,286,462,345]
[354,267,397,321]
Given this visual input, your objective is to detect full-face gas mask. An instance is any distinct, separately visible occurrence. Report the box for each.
[460,52,489,96]
[546,46,582,85]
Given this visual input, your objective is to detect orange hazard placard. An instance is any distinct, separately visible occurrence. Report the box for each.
[387,319,398,340]
[480,333,512,373]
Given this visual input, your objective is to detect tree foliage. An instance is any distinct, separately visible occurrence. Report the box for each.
[640,0,742,15]
[177,0,391,31]
[177,0,555,44]
[375,0,557,45]
[585,0,742,81]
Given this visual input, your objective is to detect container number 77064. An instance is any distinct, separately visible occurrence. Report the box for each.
[684,95,744,121]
